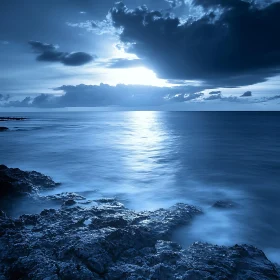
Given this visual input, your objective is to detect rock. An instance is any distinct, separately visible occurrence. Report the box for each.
[45,192,86,203]
[0,203,279,280]
[276,263,280,275]
[0,117,27,121]
[0,127,8,132]
[43,192,93,208]
[0,165,59,197]
[64,199,77,206]
[212,200,238,209]
[0,168,279,279]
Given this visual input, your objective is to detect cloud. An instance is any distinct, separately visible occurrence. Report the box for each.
[2,84,280,109]
[2,84,206,108]
[204,92,240,102]
[165,91,204,102]
[67,19,117,35]
[107,1,280,87]
[165,0,186,8]
[209,91,221,95]
[0,94,10,101]
[5,97,32,107]
[52,84,202,107]
[261,95,280,102]
[204,93,222,100]
[29,41,94,66]
[105,58,144,68]
[240,91,252,97]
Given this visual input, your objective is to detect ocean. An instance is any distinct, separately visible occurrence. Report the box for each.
[1,111,280,262]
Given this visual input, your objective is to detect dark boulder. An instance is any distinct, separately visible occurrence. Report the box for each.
[0,165,59,197]
[0,127,8,132]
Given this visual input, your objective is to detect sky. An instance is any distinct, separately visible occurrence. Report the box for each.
[0,0,280,110]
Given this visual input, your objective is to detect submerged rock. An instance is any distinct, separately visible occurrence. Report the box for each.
[212,200,239,209]
[0,127,8,132]
[0,202,279,280]
[0,165,59,197]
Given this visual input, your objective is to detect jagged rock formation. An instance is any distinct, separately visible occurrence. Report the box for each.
[0,200,279,279]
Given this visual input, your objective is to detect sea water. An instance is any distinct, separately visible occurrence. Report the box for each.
[1,111,280,262]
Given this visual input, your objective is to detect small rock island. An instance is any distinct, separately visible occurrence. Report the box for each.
[0,117,28,121]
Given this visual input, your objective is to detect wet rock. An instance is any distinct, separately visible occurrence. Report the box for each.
[0,127,8,132]
[0,203,279,280]
[0,117,27,121]
[0,168,279,279]
[0,165,59,197]
[64,199,76,206]
[43,192,95,208]
[276,263,280,275]
[45,192,86,203]
[212,200,238,209]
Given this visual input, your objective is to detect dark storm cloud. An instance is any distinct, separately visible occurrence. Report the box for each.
[193,0,245,8]
[29,41,94,66]
[240,91,252,97]
[107,1,280,87]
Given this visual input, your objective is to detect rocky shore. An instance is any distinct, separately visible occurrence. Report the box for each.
[0,165,279,279]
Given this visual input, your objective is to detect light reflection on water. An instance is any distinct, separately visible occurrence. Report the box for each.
[115,111,181,209]
[1,111,280,262]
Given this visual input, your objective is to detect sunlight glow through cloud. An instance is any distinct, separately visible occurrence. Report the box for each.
[107,67,171,87]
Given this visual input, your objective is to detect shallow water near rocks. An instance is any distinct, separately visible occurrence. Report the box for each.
[1,111,280,263]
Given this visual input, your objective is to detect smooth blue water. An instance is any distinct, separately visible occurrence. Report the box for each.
[1,111,280,262]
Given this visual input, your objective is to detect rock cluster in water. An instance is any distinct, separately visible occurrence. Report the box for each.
[0,165,279,280]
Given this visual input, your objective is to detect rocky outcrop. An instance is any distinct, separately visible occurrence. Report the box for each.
[0,127,8,132]
[0,165,59,197]
[0,166,279,279]
[0,199,279,280]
